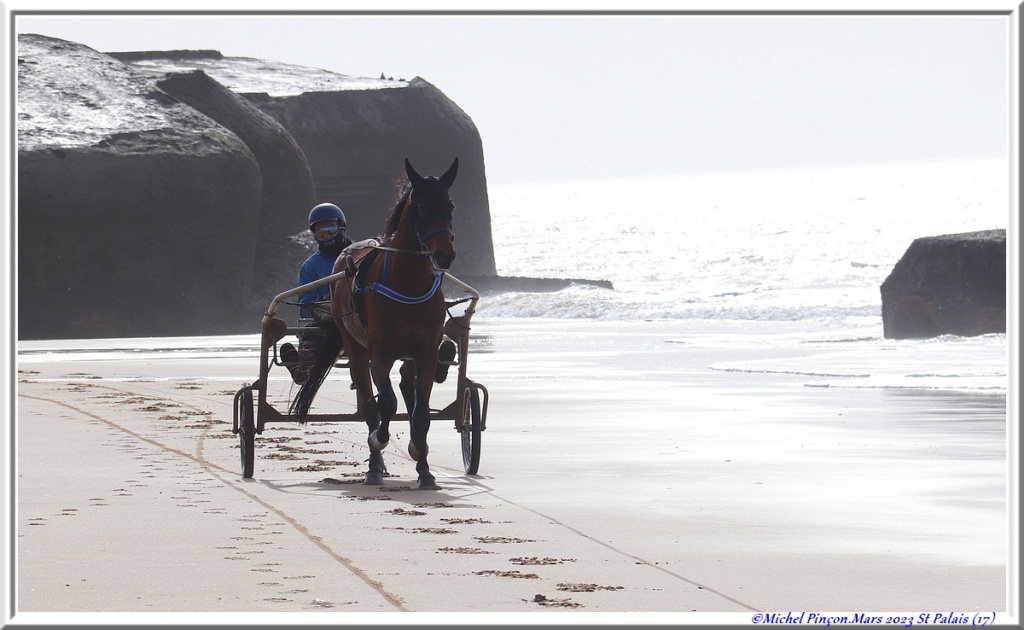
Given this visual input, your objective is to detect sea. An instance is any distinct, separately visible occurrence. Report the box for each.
[17,159,1012,396]
[478,158,1012,394]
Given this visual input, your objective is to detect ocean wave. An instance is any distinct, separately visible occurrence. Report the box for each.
[487,159,1009,325]
[474,283,882,323]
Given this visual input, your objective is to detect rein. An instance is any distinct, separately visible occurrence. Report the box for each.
[374,245,431,256]
[372,226,453,257]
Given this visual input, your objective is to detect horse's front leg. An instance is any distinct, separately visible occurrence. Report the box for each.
[408,358,439,490]
[368,357,398,453]
[345,344,387,485]
[364,401,387,486]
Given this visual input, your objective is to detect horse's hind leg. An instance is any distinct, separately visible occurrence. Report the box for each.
[399,360,416,417]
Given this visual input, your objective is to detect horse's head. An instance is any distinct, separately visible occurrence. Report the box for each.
[405,157,458,271]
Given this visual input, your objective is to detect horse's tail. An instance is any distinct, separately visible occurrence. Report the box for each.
[289,325,344,420]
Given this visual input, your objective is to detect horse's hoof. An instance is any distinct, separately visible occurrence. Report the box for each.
[417,476,438,490]
[364,471,384,485]
[408,442,419,460]
[368,431,388,451]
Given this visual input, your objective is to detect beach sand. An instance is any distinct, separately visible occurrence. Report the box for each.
[13,318,1008,621]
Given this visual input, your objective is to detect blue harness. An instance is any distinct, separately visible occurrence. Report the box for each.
[353,250,444,304]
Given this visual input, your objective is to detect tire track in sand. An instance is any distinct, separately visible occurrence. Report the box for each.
[18,386,407,611]
[22,376,758,611]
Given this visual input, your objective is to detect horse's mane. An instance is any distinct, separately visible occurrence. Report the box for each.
[379,176,412,244]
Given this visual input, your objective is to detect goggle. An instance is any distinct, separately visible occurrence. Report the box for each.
[314,224,343,239]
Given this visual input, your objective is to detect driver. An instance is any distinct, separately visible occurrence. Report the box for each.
[298,202,353,316]
[282,203,353,383]
[281,201,456,385]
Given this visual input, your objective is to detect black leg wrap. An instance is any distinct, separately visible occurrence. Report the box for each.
[365,449,386,485]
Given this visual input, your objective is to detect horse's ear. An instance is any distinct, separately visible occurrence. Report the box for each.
[405,158,426,188]
[439,157,459,189]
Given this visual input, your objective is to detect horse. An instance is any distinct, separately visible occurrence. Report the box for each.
[290,157,459,489]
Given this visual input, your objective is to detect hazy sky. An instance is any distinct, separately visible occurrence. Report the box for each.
[13,8,1012,186]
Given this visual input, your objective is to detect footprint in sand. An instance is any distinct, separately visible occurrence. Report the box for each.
[557,583,624,592]
[474,536,535,544]
[528,594,583,608]
[437,547,493,555]
[387,508,426,516]
[265,453,302,461]
[510,556,576,566]
[440,517,490,525]
[309,598,340,608]
[390,527,459,535]
[474,570,540,579]
[291,460,351,472]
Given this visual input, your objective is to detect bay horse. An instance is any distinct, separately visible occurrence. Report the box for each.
[291,157,458,489]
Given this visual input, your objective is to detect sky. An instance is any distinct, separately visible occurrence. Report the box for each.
[11,6,1014,186]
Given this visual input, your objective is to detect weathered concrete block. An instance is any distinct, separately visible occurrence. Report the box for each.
[244,77,496,278]
[880,230,1006,339]
[18,36,497,338]
[18,35,263,339]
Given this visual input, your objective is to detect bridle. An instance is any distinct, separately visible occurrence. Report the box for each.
[352,192,454,305]
[376,192,454,257]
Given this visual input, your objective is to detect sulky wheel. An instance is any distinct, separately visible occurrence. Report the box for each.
[237,387,256,479]
[460,383,482,475]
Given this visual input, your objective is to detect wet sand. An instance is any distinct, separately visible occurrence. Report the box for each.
[13,318,1009,622]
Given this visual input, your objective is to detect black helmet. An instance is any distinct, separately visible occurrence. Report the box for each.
[308,203,346,232]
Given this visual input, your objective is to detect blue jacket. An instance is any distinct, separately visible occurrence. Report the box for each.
[298,251,338,317]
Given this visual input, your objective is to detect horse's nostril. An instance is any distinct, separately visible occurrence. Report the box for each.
[433,251,456,269]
